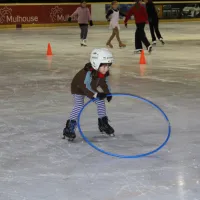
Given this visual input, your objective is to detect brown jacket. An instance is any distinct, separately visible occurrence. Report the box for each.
[71,63,111,98]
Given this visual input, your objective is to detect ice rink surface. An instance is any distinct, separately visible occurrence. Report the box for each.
[0,22,200,200]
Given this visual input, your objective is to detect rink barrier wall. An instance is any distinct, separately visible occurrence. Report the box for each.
[0,1,200,28]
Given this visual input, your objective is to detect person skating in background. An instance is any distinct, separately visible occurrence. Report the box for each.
[68,0,93,46]
[105,1,126,48]
[124,0,152,53]
[146,0,164,45]
[63,48,115,141]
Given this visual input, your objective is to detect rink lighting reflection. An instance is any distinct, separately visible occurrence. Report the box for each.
[77,93,171,158]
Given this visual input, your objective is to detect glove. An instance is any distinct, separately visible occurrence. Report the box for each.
[97,93,107,100]
[125,23,127,28]
[106,18,110,22]
[68,17,72,22]
[107,94,112,102]
[89,20,93,26]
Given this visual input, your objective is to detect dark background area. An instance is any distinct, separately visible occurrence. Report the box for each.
[0,0,191,3]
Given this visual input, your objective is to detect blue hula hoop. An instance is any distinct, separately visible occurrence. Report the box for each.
[77,93,171,159]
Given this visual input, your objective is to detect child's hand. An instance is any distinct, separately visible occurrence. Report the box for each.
[68,17,72,22]
[89,20,93,26]
[107,94,112,102]
[97,93,107,100]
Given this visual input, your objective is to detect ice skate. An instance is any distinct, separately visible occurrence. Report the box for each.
[134,49,142,54]
[159,38,165,45]
[98,116,115,137]
[106,42,113,48]
[63,120,77,141]
[80,39,87,46]
[148,45,152,54]
[82,39,87,46]
[152,40,156,46]
[119,42,126,48]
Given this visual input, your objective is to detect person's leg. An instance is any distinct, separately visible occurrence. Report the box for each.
[106,29,116,48]
[95,99,107,118]
[94,99,114,135]
[82,24,88,39]
[149,22,156,44]
[81,24,88,46]
[69,94,85,120]
[154,19,165,44]
[114,27,126,47]
[154,20,162,39]
[138,23,151,51]
[63,94,85,140]
[79,24,84,40]
[135,23,143,50]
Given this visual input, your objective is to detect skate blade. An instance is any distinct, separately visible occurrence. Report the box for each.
[148,48,153,54]
[68,138,75,142]
[134,49,143,54]
[101,132,115,137]
[159,40,165,45]
[134,51,141,54]
[106,45,113,48]
[62,135,75,141]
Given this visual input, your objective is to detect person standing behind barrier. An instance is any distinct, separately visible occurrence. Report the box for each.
[146,0,164,45]
[68,0,93,46]
[124,0,152,53]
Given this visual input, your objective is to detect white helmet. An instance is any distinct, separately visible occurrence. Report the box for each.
[90,48,114,70]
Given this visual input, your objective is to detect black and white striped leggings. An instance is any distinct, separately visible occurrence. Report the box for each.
[69,94,106,121]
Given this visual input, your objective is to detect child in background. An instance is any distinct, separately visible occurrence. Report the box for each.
[146,0,164,45]
[124,0,152,53]
[63,48,115,141]
[68,0,93,46]
[106,1,126,48]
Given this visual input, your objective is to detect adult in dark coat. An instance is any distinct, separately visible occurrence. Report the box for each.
[146,0,164,45]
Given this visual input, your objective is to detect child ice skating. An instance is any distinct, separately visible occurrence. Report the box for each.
[68,0,93,46]
[124,0,152,53]
[146,0,164,45]
[63,48,115,141]
[106,1,126,48]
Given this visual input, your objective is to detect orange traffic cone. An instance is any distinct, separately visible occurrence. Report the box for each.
[139,50,146,64]
[46,43,53,56]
